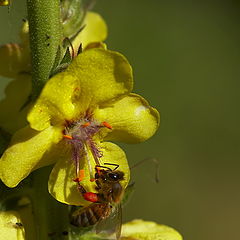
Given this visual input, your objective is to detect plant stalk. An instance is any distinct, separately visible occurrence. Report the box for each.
[26,0,62,98]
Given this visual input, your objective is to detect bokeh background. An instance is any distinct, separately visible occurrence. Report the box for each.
[1,1,240,240]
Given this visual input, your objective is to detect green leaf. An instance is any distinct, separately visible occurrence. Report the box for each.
[61,47,72,65]
[50,45,63,77]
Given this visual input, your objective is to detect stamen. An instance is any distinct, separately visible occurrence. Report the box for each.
[73,169,85,182]
[79,169,85,181]
[84,144,95,181]
[64,116,106,181]
[63,135,73,140]
[102,121,112,129]
[87,139,101,165]
[81,122,90,128]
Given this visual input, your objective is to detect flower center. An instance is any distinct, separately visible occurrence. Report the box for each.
[63,117,112,181]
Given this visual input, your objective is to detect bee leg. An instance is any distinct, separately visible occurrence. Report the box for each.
[95,179,101,190]
[77,184,87,194]
[76,182,100,203]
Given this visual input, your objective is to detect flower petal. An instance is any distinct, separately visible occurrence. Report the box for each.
[72,11,107,51]
[27,72,78,131]
[28,48,133,131]
[0,126,62,187]
[121,219,183,240]
[0,211,25,240]
[67,48,133,112]
[0,21,30,78]
[0,75,31,134]
[0,44,30,78]
[94,93,160,143]
[48,142,130,205]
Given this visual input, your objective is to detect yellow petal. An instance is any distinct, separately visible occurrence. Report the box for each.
[0,20,30,78]
[121,219,183,240]
[20,21,30,47]
[72,11,107,51]
[84,41,107,51]
[27,72,78,131]
[0,75,31,134]
[0,43,30,78]
[67,48,133,112]
[0,126,62,187]
[0,211,25,240]
[28,48,133,131]
[95,93,160,143]
[48,142,130,205]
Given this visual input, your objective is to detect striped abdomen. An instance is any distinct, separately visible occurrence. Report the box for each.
[71,203,111,227]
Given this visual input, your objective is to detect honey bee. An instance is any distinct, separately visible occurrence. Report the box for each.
[71,163,124,239]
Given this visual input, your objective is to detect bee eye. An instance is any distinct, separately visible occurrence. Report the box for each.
[108,173,118,180]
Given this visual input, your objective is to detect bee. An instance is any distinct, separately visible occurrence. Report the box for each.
[71,163,124,239]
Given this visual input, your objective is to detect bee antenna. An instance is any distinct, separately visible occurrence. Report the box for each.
[95,165,112,171]
[103,163,119,171]
[130,157,160,183]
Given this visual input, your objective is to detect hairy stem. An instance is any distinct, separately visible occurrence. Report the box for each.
[26,0,62,98]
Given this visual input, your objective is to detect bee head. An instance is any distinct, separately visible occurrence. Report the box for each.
[107,171,124,182]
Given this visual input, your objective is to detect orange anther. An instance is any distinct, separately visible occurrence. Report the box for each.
[73,170,85,182]
[63,135,73,140]
[90,178,96,182]
[78,169,85,181]
[102,121,112,129]
[81,122,90,128]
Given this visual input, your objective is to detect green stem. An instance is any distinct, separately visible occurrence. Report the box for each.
[31,167,69,240]
[26,0,62,98]
[0,167,77,240]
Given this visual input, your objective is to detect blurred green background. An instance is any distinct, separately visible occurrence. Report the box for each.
[1,1,240,240]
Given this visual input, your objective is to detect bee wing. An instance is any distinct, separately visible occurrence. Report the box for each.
[95,203,122,240]
[114,203,122,240]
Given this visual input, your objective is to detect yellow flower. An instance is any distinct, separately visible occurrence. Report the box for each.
[0,48,159,206]
[0,11,107,134]
[0,211,25,240]
[0,75,31,134]
[120,219,183,240]
[79,219,183,240]
[0,21,31,134]
[71,11,107,53]
[0,21,30,79]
